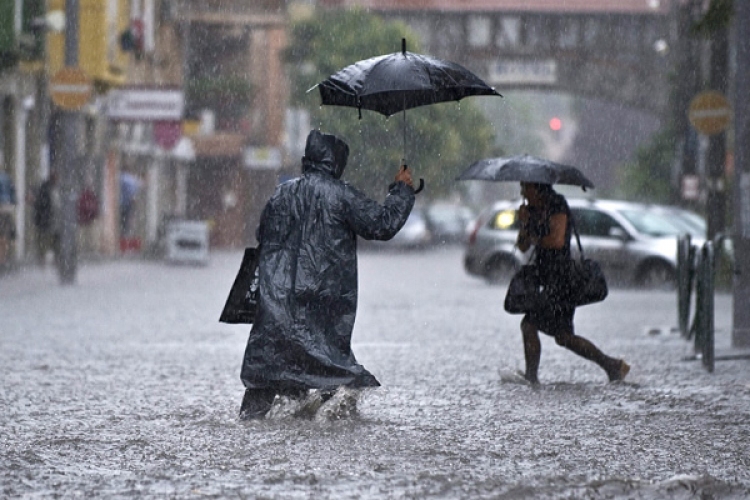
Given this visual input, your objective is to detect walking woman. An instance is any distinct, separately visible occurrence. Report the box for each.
[515,182,629,385]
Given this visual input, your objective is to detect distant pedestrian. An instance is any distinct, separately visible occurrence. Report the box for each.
[32,172,61,267]
[238,130,415,420]
[77,184,100,257]
[119,171,141,238]
[0,169,15,205]
[0,168,17,268]
[515,182,629,384]
[77,185,99,226]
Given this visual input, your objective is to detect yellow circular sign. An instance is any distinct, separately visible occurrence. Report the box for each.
[50,67,93,110]
[688,91,731,136]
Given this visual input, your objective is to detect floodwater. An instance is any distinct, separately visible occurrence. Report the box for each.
[1,247,749,498]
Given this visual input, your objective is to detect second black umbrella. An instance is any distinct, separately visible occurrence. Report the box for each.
[456,154,595,190]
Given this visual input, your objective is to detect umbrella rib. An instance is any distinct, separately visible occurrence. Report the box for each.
[319,79,358,97]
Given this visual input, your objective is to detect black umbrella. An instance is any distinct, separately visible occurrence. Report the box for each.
[456,154,595,190]
[314,39,501,118]
[310,39,501,192]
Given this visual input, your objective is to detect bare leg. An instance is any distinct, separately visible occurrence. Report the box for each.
[555,334,629,382]
[521,317,541,385]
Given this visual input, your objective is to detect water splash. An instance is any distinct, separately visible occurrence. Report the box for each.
[498,369,534,386]
[315,387,360,422]
[265,387,361,421]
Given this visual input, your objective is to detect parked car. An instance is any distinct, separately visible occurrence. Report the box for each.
[651,205,706,238]
[362,207,433,250]
[463,198,707,289]
[424,202,475,245]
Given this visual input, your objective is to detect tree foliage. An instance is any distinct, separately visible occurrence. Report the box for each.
[284,8,497,198]
[616,128,674,203]
[692,0,733,36]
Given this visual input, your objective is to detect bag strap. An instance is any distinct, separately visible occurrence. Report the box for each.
[516,241,539,265]
[569,212,586,261]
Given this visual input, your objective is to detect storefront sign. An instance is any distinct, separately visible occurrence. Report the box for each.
[108,87,184,121]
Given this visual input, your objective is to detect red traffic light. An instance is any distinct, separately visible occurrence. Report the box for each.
[549,117,562,131]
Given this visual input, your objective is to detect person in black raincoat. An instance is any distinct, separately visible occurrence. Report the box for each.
[239,130,416,420]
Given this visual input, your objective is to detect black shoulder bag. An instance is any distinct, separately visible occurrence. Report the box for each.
[504,216,608,313]
[219,247,260,324]
[569,219,608,307]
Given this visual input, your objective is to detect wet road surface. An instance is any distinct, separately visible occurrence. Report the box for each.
[1,247,748,498]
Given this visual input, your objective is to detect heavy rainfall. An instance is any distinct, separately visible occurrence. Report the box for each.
[1,1,749,499]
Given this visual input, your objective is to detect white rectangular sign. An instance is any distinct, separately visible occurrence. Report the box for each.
[244,147,282,170]
[107,87,184,121]
[489,59,557,86]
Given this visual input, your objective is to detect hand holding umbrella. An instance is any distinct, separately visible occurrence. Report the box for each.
[394,165,414,189]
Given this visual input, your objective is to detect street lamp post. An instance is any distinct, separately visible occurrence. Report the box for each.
[57,0,81,284]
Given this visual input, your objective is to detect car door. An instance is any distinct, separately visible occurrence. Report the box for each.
[570,208,631,283]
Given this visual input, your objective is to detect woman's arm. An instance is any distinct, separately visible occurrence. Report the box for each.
[516,205,532,252]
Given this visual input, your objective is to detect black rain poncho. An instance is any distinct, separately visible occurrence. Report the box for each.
[240,131,415,392]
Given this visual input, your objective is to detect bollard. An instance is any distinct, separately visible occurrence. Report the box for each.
[677,234,694,338]
[700,242,715,373]
[690,241,715,372]
[690,248,703,345]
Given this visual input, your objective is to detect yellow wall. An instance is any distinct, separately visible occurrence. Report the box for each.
[47,0,129,86]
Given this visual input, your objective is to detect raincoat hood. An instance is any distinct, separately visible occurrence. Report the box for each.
[302,130,349,179]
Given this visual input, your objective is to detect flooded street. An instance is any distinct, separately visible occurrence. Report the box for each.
[1,247,748,498]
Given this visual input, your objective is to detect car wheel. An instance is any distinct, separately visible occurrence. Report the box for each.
[638,261,676,290]
[484,256,517,285]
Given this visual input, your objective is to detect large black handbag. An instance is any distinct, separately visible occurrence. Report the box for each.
[570,220,608,306]
[503,263,542,314]
[219,247,260,324]
[503,216,607,313]
[571,258,608,306]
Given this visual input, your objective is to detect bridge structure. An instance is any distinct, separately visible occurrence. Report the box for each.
[321,0,676,118]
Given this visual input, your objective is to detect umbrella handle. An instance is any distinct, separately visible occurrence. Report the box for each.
[402,164,425,194]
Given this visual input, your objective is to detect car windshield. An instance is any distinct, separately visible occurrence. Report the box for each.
[671,209,707,236]
[617,209,688,237]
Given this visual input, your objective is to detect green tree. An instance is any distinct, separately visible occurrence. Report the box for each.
[619,0,734,206]
[616,128,674,203]
[285,8,497,198]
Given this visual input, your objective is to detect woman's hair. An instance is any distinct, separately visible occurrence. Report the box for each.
[535,183,554,195]
[522,182,554,195]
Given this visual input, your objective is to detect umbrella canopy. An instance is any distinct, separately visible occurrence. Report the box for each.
[312,39,501,118]
[456,154,595,189]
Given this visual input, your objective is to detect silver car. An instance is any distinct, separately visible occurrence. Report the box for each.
[362,207,433,250]
[463,198,706,288]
